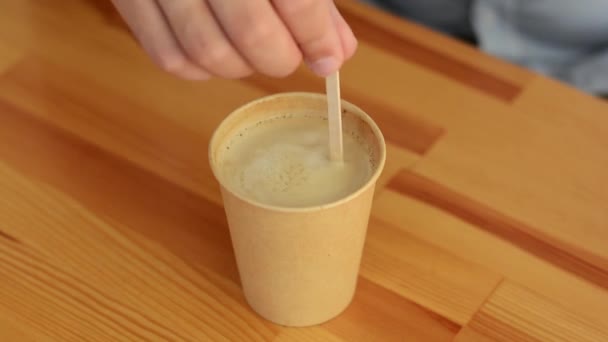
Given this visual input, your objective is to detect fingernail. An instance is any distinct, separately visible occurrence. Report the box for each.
[308,57,339,77]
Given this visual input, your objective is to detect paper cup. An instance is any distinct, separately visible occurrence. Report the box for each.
[209,92,386,326]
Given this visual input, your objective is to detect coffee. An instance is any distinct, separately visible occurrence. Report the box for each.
[217,113,376,208]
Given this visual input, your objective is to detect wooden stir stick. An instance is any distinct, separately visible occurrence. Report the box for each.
[325,71,343,162]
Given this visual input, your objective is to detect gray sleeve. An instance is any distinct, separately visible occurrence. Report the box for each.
[557,49,608,95]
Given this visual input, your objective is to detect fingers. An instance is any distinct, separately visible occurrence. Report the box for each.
[208,0,303,78]
[110,0,211,80]
[272,0,343,76]
[111,0,358,80]
[156,0,253,79]
[330,2,358,61]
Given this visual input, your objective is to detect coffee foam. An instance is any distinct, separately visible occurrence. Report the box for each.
[217,112,377,208]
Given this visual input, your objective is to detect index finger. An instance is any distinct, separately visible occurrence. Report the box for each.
[272,0,344,76]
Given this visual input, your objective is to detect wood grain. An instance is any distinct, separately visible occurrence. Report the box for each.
[0,98,239,284]
[360,218,501,325]
[387,170,608,290]
[373,190,608,328]
[453,327,497,342]
[0,315,38,342]
[463,282,608,341]
[409,88,608,269]
[0,230,19,244]
[0,56,258,205]
[323,277,459,342]
[0,163,276,341]
[0,0,606,340]
[274,327,343,342]
[336,0,524,102]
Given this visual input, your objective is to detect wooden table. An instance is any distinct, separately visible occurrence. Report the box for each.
[1,1,607,341]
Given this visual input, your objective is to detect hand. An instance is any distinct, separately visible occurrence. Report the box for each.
[111,0,358,80]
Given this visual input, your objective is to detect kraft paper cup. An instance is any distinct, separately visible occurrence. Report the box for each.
[209,92,386,327]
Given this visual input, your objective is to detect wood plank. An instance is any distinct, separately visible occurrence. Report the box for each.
[464,281,608,342]
[375,142,419,193]
[0,91,241,290]
[323,277,459,342]
[410,94,608,268]
[360,218,501,325]
[336,0,529,102]
[0,93,452,342]
[0,92,456,342]
[513,77,608,124]
[373,190,608,326]
[0,160,276,341]
[274,327,344,342]
[0,97,239,285]
[0,57,263,205]
[387,170,608,290]
[338,39,522,131]
[453,327,497,342]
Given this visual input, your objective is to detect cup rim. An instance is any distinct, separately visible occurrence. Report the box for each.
[209,92,387,213]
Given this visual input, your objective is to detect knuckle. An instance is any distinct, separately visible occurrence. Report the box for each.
[139,37,185,74]
[238,22,276,50]
[192,42,250,78]
[179,16,251,78]
[180,17,211,59]
[178,16,238,76]
[155,53,186,74]
[197,43,232,68]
